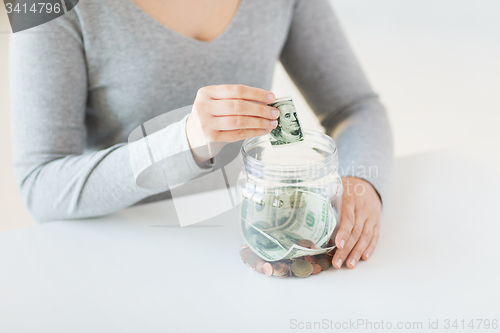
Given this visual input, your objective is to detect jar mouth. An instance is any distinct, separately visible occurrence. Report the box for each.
[241,129,338,180]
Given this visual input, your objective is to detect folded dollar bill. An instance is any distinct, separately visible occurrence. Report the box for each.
[268,96,304,146]
[240,188,337,262]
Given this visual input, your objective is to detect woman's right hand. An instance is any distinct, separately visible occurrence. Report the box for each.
[186,84,279,163]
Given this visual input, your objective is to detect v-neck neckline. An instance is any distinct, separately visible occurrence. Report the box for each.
[125,0,247,46]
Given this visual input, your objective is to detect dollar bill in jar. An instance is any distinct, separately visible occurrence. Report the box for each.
[239,188,337,262]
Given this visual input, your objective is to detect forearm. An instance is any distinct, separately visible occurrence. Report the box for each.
[325,97,394,203]
[15,144,160,222]
[13,109,215,223]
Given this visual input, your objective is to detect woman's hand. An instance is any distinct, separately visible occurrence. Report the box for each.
[186,84,279,163]
[331,177,382,269]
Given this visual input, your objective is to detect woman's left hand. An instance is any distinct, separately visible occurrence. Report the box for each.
[331,177,382,269]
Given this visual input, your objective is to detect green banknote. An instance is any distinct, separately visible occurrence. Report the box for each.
[239,188,337,262]
[268,96,304,146]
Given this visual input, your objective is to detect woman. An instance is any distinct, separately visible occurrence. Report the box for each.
[10,0,393,269]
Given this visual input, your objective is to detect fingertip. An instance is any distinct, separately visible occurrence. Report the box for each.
[335,236,345,249]
[334,258,342,269]
[267,93,276,102]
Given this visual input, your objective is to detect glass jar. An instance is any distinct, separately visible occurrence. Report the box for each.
[237,130,343,262]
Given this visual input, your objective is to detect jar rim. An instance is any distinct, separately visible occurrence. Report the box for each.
[241,129,338,179]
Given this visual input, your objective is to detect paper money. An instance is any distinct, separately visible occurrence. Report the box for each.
[268,96,304,146]
[239,188,337,262]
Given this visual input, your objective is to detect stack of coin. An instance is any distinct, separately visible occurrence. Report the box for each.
[240,239,336,278]
[297,239,318,250]
[271,262,289,277]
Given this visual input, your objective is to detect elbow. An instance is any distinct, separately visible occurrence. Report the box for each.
[27,210,54,225]
[18,186,57,224]
[17,173,109,223]
[16,170,64,224]
[20,190,78,224]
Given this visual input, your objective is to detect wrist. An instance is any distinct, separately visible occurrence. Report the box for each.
[186,113,210,164]
[186,113,226,164]
[341,177,382,206]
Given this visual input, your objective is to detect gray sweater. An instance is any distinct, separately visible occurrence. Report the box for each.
[9,0,393,223]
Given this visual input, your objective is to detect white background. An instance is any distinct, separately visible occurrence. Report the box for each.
[1,0,499,231]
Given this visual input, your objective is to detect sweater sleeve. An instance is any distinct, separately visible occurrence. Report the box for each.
[280,0,394,203]
[9,11,209,223]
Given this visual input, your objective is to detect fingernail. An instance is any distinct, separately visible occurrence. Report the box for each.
[349,259,356,268]
[339,239,345,249]
[364,252,370,259]
[265,129,272,133]
[268,93,275,102]
[336,259,342,268]
[271,120,278,127]
[271,109,279,118]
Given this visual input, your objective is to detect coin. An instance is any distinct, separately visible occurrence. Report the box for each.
[255,260,266,274]
[304,255,318,264]
[318,254,329,261]
[284,263,292,277]
[272,262,287,276]
[291,259,313,277]
[240,248,252,261]
[297,239,314,249]
[317,258,330,271]
[263,262,274,276]
[245,253,259,270]
[312,263,322,275]
[279,262,291,277]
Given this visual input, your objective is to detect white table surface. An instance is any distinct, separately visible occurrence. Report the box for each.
[1,143,499,333]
